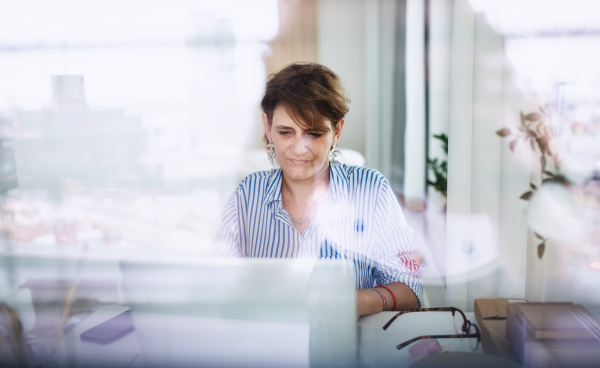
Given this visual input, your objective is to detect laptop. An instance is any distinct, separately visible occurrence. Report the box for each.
[119,257,357,368]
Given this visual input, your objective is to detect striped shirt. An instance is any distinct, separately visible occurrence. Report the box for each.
[215,163,423,304]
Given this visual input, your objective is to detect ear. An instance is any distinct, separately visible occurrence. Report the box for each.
[262,112,272,140]
[333,119,344,143]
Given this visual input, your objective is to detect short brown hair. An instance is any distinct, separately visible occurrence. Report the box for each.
[261,63,349,138]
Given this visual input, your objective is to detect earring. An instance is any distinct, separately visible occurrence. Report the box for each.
[329,142,340,164]
[267,139,278,167]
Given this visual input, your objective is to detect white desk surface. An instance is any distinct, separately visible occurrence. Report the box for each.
[53,305,143,368]
[357,311,483,368]
[45,307,482,368]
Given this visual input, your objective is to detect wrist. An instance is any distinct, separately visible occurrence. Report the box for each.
[371,288,387,312]
[375,285,397,311]
[356,289,384,317]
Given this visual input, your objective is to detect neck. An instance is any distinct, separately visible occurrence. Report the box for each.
[280,167,331,226]
[281,170,330,206]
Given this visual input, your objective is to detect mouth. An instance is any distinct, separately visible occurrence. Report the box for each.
[288,158,312,165]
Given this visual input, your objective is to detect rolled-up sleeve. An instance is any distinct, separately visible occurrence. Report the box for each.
[371,179,424,305]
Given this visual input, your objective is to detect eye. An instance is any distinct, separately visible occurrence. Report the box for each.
[307,131,324,138]
[278,130,293,136]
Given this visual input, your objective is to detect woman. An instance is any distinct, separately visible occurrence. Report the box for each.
[216,63,422,317]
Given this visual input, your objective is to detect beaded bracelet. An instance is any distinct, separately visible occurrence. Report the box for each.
[371,288,387,312]
[375,285,397,311]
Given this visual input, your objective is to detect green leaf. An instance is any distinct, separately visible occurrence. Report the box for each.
[520,191,533,200]
[534,232,544,240]
[496,128,511,137]
[525,112,543,122]
[543,170,555,177]
[433,133,448,142]
[530,183,537,190]
[432,133,449,156]
[538,242,546,259]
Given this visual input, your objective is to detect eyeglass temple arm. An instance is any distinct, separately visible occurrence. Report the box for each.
[382,307,464,331]
[382,310,413,330]
[396,332,481,350]
[396,323,482,350]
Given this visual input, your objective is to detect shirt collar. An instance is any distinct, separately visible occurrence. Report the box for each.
[262,163,349,205]
[328,162,349,201]
[263,168,283,205]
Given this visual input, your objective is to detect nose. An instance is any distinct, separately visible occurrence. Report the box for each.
[290,135,308,155]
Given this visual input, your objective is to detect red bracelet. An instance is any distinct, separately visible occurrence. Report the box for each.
[375,285,397,311]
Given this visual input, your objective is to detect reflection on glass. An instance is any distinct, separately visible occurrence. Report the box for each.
[0,2,278,260]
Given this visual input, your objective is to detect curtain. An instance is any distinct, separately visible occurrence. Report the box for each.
[444,0,533,311]
[390,1,408,195]
[265,0,318,74]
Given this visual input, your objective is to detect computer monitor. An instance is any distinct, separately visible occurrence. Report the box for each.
[119,258,358,368]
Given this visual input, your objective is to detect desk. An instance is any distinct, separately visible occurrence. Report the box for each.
[358,311,484,368]
[45,305,312,368]
[36,307,485,368]
[44,306,143,368]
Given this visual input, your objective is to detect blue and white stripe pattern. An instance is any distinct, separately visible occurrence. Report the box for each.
[215,163,423,304]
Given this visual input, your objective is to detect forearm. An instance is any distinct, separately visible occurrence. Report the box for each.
[356,282,419,318]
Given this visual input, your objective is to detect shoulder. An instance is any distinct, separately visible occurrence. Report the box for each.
[234,169,280,195]
[238,169,276,185]
[334,163,388,188]
[240,169,277,185]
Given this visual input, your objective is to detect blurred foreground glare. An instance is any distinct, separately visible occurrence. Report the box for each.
[470,0,600,265]
[0,0,279,259]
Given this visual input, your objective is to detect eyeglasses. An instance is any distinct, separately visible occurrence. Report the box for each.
[382,307,481,350]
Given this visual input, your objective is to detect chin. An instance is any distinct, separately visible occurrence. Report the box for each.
[281,161,328,182]
[283,167,314,181]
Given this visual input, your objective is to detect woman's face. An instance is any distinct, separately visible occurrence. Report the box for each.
[263,105,343,183]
